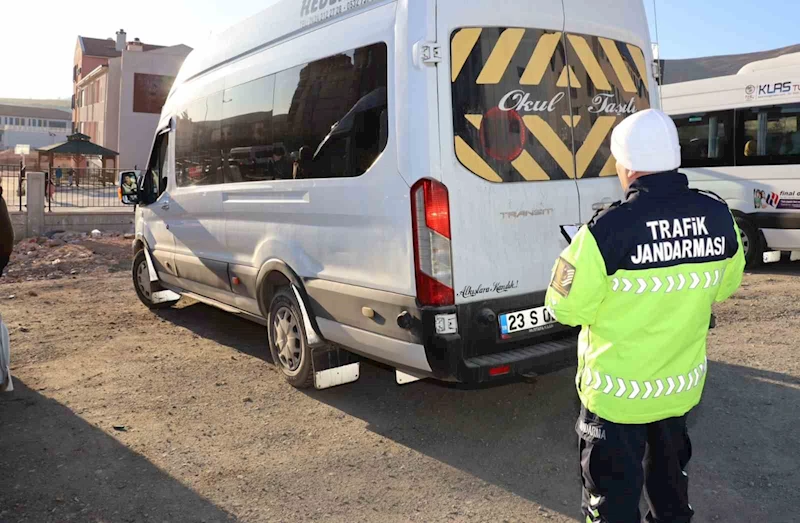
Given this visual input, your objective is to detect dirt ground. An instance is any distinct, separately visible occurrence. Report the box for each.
[0,240,798,522]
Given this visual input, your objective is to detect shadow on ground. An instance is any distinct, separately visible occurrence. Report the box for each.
[156,301,273,364]
[747,258,800,276]
[0,379,235,523]
[309,359,799,522]
[155,300,800,522]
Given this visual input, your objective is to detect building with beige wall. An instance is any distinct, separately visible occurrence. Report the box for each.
[73,30,191,169]
[0,105,71,151]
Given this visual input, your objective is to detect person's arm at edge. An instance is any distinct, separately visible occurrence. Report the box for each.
[545,225,608,327]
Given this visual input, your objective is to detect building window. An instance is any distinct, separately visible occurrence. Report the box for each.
[737,103,800,166]
[50,121,68,129]
[133,73,176,114]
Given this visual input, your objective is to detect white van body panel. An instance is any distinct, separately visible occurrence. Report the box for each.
[436,0,574,304]
[163,3,415,300]
[662,63,800,253]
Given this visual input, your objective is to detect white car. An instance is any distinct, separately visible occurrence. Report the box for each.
[120,0,657,389]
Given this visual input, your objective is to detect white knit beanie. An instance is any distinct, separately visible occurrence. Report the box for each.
[610,109,681,173]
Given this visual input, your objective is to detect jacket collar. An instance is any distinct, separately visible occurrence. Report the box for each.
[626,170,689,199]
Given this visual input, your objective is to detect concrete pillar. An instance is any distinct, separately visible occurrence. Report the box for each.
[26,172,45,238]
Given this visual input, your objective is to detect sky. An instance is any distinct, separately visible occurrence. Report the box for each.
[0,0,799,100]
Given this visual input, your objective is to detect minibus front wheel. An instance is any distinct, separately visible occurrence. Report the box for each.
[131,250,179,310]
[268,288,314,388]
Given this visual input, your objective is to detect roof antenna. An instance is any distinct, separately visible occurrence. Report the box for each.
[652,0,663,108]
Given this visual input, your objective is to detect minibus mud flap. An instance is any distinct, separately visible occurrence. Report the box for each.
[311,344,361,390]
[396,369,426,385]
[143,248,181,304]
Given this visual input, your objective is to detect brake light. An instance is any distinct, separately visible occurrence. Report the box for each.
[411,179,454,307]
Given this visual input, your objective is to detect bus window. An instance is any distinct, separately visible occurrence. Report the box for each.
[673,111,734,167]
[737,103,800,166]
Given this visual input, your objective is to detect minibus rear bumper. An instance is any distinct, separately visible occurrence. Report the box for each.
[418,299,578,384]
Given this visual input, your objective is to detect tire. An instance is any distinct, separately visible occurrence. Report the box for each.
[268,288,314,389]
[735,217,764,269]
[132,249,179,310]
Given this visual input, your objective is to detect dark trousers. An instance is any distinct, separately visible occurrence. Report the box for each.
[577,406,694,523]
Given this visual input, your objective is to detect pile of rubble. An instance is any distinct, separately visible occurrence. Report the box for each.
[2,230,133,283]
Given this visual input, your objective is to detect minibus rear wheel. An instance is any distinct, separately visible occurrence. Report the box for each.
[132,250,179,310]
[735,217,764,269]
[268,288,314,388]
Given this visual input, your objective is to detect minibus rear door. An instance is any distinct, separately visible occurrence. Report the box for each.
[437,2,580,305]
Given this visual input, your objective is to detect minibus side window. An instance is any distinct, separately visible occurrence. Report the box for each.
[221,75,276,183]
[672,111,734,168]
[177,43,388,184]
[271,43,388,180]
[175,94,224,187]
[736,103,800,166]
[141,132,169,204]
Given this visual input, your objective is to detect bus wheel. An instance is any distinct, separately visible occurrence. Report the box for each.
[268,288,314,389]
[132,250,179,309]
[736,217,764,269]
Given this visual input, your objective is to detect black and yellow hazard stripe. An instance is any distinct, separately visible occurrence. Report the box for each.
[450,27,651,183]
[566,34,651,178]
[451,27,574,183]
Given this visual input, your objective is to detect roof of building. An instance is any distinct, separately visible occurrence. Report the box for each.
[38,133,118,157]
[662,43,800,84]
[79,36,165,58]
[0,104,71,121]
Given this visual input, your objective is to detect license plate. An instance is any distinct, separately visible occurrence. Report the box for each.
[499,306,556,337]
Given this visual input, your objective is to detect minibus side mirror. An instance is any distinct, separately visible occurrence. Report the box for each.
[119,170,141,205]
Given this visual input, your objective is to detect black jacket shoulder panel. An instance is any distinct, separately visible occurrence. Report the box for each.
[585,184,738,275]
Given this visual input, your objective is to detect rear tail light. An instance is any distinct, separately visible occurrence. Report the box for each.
[411,179,454,307]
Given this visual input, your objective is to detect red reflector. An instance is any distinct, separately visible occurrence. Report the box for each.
[489,365,511,377]
[480,107,526,162]
[416,271,455,307]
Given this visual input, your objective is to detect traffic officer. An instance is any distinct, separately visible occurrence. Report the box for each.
[545,109,745,523]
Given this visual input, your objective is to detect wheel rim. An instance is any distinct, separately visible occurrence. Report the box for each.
[273,306,302,374]
[136,259,152,300]
[740,227,751,257]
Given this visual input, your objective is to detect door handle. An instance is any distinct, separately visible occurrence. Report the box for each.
[161,201,170,211]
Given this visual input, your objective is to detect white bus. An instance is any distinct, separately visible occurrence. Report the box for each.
[662,55,800,267]
[121,0,657,389]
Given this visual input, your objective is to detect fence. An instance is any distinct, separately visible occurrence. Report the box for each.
[0,164,24,211]
[7,171,135,239]
[46,167,127,210]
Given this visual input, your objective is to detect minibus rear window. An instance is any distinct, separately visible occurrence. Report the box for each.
[450,28,651,183]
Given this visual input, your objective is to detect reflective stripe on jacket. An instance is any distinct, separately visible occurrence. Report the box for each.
[545,171,745,424]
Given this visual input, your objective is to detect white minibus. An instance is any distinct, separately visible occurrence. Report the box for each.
[662,55,800,267]
[121,0,657,389]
